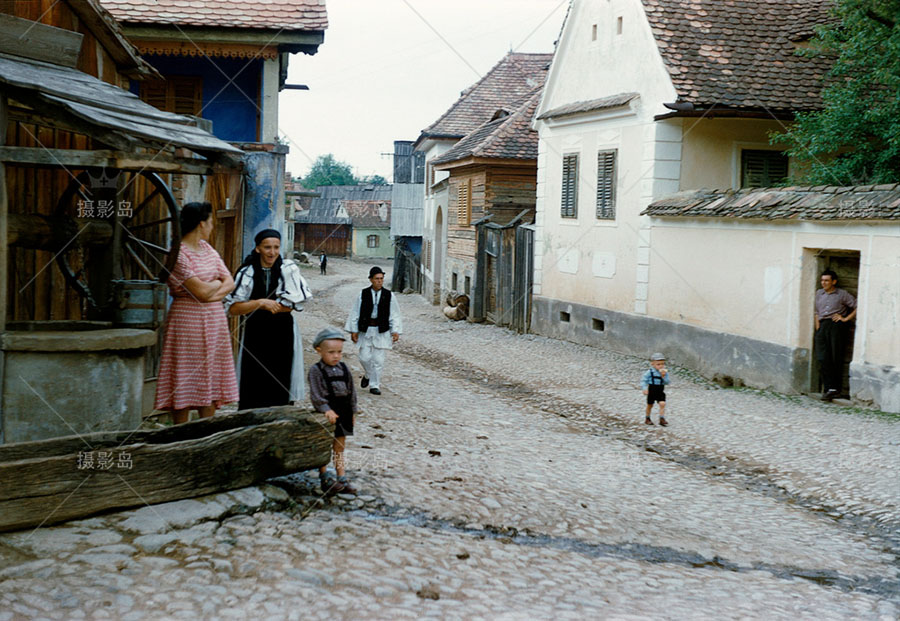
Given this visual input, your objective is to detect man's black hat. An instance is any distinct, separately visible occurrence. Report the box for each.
[369,266,385,278]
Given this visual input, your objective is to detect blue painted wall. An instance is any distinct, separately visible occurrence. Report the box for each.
[131,55,261,143]
[242,151,286,257]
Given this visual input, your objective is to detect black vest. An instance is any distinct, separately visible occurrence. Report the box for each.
[357,286,391,333]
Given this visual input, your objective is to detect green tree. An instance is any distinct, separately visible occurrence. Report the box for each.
[772,0,900,185]
[360,174,388,185]
[300,154,359,189]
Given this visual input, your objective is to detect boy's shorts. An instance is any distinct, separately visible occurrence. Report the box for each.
[647,385,666,405]
[334,410,354,438]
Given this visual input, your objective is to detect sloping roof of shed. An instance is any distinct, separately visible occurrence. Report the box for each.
[0,52,241,158]
[643,185,900,221]
[640,0,832,111]
[432,89,543,166]
[100,0,328,30]
[419,52,552,140]
[537,92,638,121]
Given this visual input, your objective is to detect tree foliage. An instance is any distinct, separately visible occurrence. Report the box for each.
[299,155,390,189]
[772,0,900,185]
[300,154,359,189]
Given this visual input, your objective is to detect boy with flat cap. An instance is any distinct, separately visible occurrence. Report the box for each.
[344,266,403,395]
[309,327,359,495]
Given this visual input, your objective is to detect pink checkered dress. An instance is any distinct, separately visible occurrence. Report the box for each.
[154,241,239,410]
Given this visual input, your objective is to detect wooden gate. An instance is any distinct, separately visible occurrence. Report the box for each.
[510,224,534,333]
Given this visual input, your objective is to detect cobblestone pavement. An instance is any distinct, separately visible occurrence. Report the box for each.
[1,257,898,620]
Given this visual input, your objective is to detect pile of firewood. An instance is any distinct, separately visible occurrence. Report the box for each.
[443,292,469,321]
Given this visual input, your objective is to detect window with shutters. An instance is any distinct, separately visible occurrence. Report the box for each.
[561,154,578,218]
[741,150,788,188]
[596,149,617,220]
[140,76,203,116]
[457,179,472,226]
[367,235,379,248]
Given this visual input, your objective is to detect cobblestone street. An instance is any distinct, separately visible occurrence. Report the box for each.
[1,258,898,620]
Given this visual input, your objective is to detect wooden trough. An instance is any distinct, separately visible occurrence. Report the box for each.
[0,407,332,533]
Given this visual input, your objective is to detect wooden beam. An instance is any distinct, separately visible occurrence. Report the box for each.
[0,147,232,175]
[0,95,7,442]
[122,25,324,48]
[65,0,159,80]
[0,14,83,69]
[0,407,332,532]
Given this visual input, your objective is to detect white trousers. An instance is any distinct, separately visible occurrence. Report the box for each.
[358,338,388,388]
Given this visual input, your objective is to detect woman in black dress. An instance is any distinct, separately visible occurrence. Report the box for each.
[225,229,312,410]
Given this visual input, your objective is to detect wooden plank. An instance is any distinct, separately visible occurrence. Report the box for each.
[0,407,332,532]
[0,13,83,69]
[0,96,7,441]
[0,146,229,175]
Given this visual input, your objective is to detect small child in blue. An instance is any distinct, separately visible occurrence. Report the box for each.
[641,352,670,426]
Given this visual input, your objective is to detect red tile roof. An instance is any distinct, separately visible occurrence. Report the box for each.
[420,52,552,141]
[643,185,900,220]
[100,0,327,31]
[641,0,832,112]
[432,89,543,166]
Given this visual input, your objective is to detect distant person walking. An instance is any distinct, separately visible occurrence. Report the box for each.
[155,202,238,423]
[226,229,312,410]
[345,266,402,395]
[814,269,857,401]
[319,252,327,275]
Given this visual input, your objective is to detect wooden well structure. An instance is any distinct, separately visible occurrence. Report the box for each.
[0,5,243,443]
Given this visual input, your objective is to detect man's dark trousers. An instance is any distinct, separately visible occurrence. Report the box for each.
[815,318,846,393]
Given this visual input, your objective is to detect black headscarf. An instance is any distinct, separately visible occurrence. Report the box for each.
[238,230,284,300]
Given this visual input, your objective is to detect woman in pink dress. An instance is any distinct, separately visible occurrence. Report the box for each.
[155,202,238,423]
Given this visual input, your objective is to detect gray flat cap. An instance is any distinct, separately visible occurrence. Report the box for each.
[313,327,346,348]
[650,352,666,361]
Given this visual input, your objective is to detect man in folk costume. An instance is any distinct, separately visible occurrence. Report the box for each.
[345,266,402,395]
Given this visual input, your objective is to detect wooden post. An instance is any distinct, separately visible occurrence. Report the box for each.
[0,95,8,442]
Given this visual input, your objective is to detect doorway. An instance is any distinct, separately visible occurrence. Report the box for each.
[811,250,860,396]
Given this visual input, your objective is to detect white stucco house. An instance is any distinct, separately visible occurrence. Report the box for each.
[531,0,900,412]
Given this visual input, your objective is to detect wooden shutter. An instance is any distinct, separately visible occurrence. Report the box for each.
[140,80,169,111]
[596,149,617,220]
[561,154,578,218]
[457,179,471,226]
[140,76,202,116]
[741,150,788,188]
[172,76,203,116]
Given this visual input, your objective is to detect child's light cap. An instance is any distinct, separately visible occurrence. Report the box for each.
[313,327,346,348]
[650,352,666,361]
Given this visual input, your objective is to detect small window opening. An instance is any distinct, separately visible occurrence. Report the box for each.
[591,24,598,41]
[592,318,605,332]
[616,17,623,35]
[464,276,471,296]
[559,311,571,323]
[452,272,458,290]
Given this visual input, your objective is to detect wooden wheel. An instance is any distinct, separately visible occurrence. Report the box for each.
[54,168,181,314]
